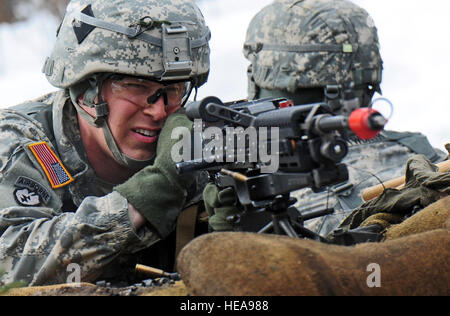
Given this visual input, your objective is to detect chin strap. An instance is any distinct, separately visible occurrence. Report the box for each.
[69,75,155,170]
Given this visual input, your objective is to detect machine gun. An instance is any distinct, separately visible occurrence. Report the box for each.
[176,90,387,242]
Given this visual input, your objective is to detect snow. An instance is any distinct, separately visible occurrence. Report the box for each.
[0,9,58,104]
[0,0,448,150]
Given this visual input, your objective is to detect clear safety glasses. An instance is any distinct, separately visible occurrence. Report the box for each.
[109,76,192,109]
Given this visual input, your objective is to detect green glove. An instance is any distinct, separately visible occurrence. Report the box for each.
[337,154,450,232]
[114,110,193,238]
[203,183,240,231]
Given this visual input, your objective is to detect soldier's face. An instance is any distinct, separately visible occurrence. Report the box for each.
[99,78,183,161]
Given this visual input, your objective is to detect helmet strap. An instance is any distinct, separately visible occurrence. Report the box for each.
[246,64,260,101]
[69,77,105,129]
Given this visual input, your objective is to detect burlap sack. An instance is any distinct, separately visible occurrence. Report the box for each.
[177,198,450,296]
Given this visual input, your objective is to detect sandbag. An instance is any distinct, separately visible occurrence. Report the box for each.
[178,200,450,296]
[385,196,450,240]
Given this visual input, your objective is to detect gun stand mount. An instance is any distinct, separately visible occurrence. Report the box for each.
[218,169,339,242]
[253,195,332,243]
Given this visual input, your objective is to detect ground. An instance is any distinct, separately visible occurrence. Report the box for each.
[2,281,188,296]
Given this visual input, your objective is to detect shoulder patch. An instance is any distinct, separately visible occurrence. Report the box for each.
[14,176,51,206]
[28,142,74,189]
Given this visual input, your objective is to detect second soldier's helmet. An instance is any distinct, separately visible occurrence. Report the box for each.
[243,0,383,104]
[44,0,211,89]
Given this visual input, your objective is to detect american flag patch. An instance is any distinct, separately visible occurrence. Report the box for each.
[28,142,74,189]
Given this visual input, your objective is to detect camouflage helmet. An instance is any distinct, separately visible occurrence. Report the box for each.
[42,0,211,169]
[43,0,211,89]
[243,0,383,99]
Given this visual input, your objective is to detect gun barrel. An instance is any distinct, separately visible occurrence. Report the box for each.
[349,108,387,140]
[302,208,334,221]
[316,109,387,138]
[315,115,349,133]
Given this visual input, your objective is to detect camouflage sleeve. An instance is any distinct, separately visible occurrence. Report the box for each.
[0,110,159,286]
[0,193,160,286]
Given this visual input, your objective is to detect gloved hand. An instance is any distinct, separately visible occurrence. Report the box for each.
[203,183,241,231]
[114,110,194,238]
[337,154,450,232]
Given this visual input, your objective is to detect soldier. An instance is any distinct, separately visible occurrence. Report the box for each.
[0,0,210,286]
[204,0,445,237]
[241,0,446,237]
[183,0,449,296]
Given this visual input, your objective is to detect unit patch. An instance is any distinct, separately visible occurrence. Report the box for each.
[14,176,51,206]
[28,142,74,189]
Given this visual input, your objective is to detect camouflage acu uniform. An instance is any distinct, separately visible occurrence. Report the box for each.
[0,92,161,286]
[0,0,210,286]
[243,0,446,237]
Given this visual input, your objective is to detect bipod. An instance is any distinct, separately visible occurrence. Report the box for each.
[257,195,331,243]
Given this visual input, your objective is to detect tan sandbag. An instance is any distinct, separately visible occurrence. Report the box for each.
[178,226,449,296]
[385,196,450,240]
[360,212,403,229]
